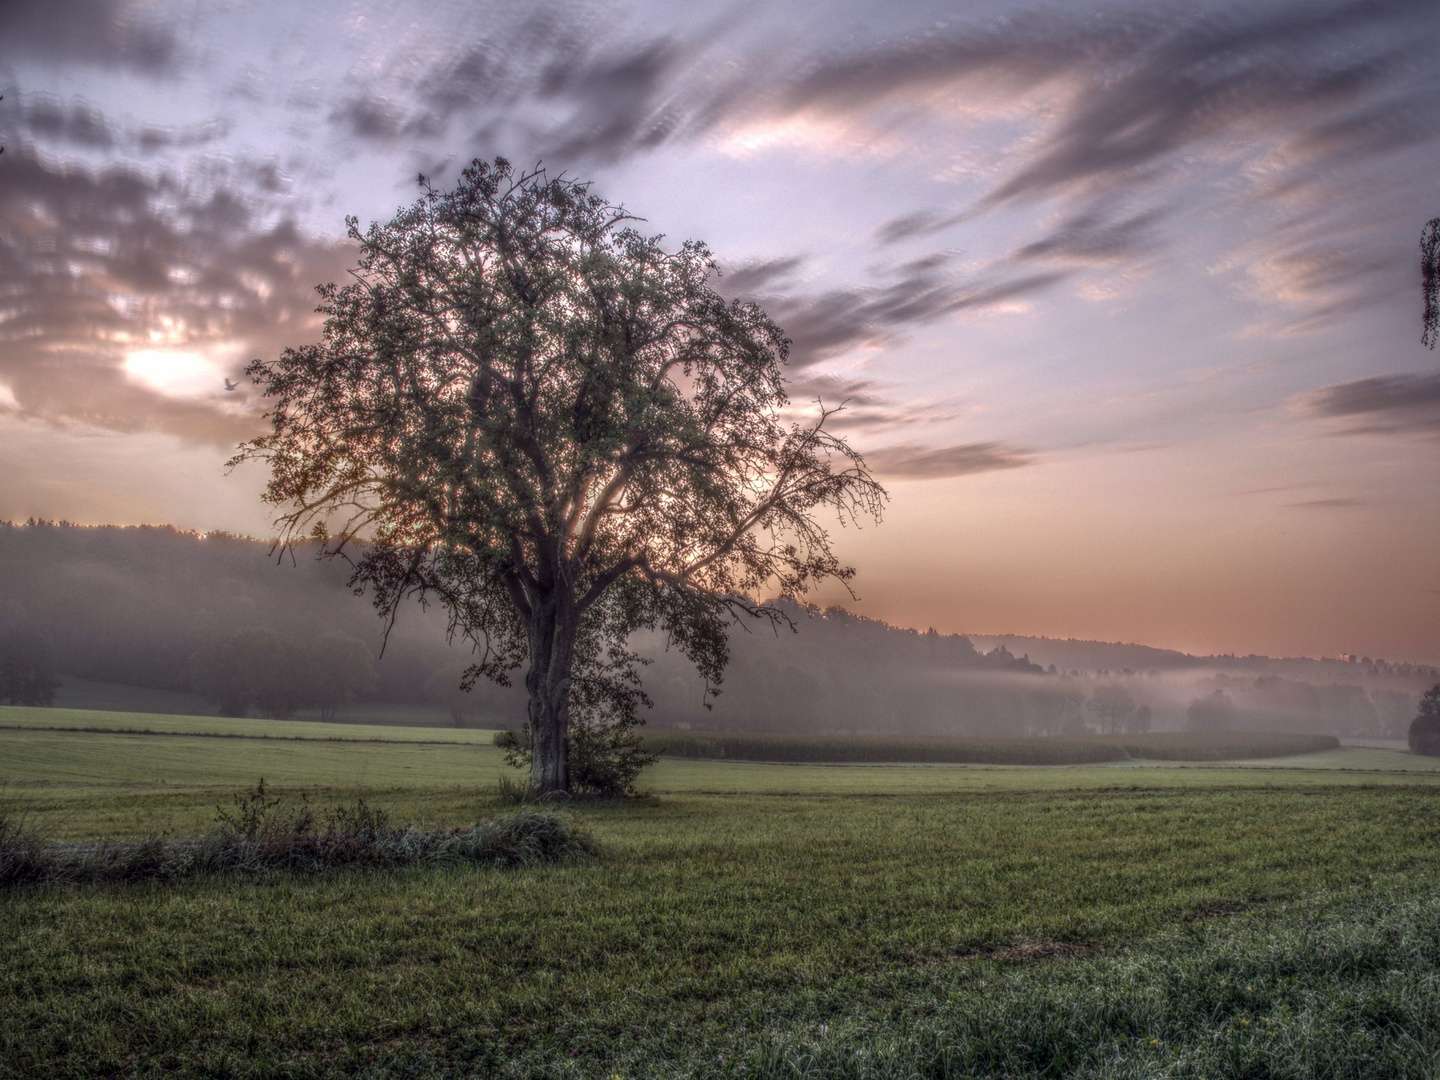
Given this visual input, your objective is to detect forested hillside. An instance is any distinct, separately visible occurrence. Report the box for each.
[0,521,1429,737]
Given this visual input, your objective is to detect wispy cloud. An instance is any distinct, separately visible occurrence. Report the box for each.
[0,0,181,73]
[754,258,1068,368]
[1297,373,1440,436]
[308,0,1440,334]
[1286,497,1366,509]
[1012,206,1166,265]
[317,2,1440,180]
[864,441,1036,480]
[11,93,230,154]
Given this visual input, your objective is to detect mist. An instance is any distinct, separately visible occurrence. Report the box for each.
[1,521,1429,740]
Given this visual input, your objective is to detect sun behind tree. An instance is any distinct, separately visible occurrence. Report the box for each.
[238,159,885,796]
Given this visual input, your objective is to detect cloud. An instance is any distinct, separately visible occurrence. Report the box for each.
[1286,498,1366,509]
[761,258,1068,368]
[874,209,971,246]
[718,257,804,295]
[780,371,947,434]
[0,0,179,72]
[321,0,1440,192]
[0,146,350,443]
[13,94,230,154]
[977,3,1436,206]
[328,12,721,163]
[1013,207,1165,265]
[1296,373,1440,435]
[703,2,1438,198]
[322,0,1440,339]
[863,441,1036,480]
[331,96,434,142]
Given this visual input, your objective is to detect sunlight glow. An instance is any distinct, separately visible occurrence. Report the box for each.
[122,350,230,399]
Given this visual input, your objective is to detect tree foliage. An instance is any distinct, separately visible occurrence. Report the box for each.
[239,159,885,793]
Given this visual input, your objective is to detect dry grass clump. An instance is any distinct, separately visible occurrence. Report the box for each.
[0,780,597,888]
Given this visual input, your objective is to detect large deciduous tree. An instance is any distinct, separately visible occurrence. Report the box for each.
[239,160,885,795]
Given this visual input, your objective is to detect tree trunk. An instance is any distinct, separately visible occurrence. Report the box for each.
[525,593,579,795]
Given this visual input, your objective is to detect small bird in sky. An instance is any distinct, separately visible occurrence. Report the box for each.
[224,378,239,391]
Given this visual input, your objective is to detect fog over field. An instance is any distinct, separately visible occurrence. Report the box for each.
[3,521,1428,739]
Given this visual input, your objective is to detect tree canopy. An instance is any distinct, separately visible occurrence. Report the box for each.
[240,159,885,794]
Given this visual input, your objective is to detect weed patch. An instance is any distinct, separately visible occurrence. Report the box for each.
[0,782,597,887]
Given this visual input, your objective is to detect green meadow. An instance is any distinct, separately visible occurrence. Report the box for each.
[4,706,1440,1078]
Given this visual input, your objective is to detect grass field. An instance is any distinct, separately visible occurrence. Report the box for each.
[5,706,1440,1078]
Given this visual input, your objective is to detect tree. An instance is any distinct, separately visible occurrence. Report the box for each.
[1186,689,1237,732]
[193,627,378,720]
[1027,684,1085,736]
[192,626,303,717]
[307,631,378,722]
[1131,704,1152,734]
[239,159,885,795]
[1086,684,1136,735]
[1408,683,1440,757]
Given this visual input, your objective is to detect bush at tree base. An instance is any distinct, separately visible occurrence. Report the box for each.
[495,716,657,797]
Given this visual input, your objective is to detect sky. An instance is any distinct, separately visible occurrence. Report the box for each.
[1,0,1438,663]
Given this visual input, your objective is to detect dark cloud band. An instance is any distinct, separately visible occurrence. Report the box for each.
[1298,373,1440,435]
[864,441,1036,480]
[0,0,179,72]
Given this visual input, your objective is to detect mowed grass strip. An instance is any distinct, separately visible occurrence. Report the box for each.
[3,785,1440,1078]
[0,705,502,743]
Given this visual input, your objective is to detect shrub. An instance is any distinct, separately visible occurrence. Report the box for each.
[496,718,656,797]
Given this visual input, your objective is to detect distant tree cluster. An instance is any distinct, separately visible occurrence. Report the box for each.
[1085,684,1152,735]
[190,629,376,720]
[1183,675,1416,739]
[1186,689,1237,732]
